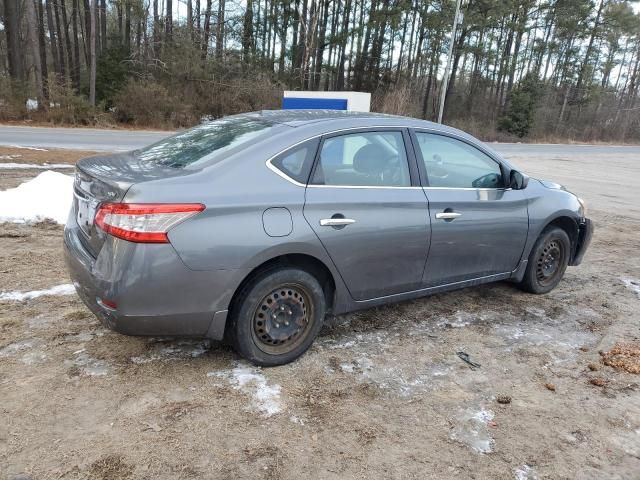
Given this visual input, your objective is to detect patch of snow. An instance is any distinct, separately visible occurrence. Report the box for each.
[0,162,73,169]
[289,415,305,426]
[514,465,537,480]
[0,283,75,301]
[66,351,109,376]
[0,339,37,357]
[524,306,546,318]
[621,278,640,299]
[449,406,495,454]
[493,321,595,351]
[3,339,53,365]
[340,363,355,373]
[21,350,47,365]
[130,339,211,364]
[8,145,48,151]
[340,356,437,397]
[325,340,356,349]
[208,363,282,417]
[0,170,73,224]
[318,331,390,351]
[437,311,477,328]
[0,154,21,160]
[63,331,101,343]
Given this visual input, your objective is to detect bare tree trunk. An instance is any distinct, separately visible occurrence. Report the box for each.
[125,1,132,49]
[278,3,290,75]
[53,0,68,80]
[83,0,92,65]
[100,0,107,51]
[195,0,201,31]
[242,0,254,60]
[575,0,605,100]
[201,0,213,60]
[166,0,173,41]
[60,0,77,89]
[37,0,50,99]
[153,0,160,56]
[72,0,82,89]
[187,0,193,33]
[26,0,44,102]
[296,0,308,72]
[353,0,377,91]
[89,0,96,106]
[215,0,225,59]
[313,0,329,89]
[4,0,25,81]
[336,0,351,90]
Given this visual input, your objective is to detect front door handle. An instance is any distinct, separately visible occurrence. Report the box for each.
[320,218,356,227]
[435,212,462,220]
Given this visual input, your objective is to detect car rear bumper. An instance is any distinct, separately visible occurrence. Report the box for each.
[570,218,593,266]
[63,221,249,340]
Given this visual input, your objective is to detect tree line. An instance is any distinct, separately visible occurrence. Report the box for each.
[1,0,639,141]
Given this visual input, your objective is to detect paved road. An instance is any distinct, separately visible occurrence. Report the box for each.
[0,125,168,151]
[1,125,639,158]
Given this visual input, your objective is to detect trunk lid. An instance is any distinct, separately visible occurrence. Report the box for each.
[73,151,187,257]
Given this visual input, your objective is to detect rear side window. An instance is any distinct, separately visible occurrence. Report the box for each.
[270,139,319,184]
[311,131,410,187]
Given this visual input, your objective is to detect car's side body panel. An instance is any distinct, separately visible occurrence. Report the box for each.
[421,187,529,286]
[303,186,430,300]
[517,179,584,263]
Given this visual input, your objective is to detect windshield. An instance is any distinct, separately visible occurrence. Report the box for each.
[136,116,276,168]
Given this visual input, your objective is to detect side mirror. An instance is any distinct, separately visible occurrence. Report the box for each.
[509,170,529,190]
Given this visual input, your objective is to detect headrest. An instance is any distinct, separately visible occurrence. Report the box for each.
[353,144,389,175]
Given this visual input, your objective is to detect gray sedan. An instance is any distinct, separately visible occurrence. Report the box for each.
[64,110,593,366]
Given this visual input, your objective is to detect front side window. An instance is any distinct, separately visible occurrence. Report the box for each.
[311,131,410,187]
[414,132,503,189]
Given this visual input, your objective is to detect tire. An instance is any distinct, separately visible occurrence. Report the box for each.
[518,226,571,294]
[227,268,326,367]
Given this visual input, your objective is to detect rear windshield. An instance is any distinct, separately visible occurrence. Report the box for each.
[135,116,277,168]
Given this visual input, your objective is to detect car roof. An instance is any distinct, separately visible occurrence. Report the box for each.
[244,109,452,131]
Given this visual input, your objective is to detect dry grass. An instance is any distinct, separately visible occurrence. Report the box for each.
[88,454,134,480]
[600,343,640,374]
[0,146,98,165]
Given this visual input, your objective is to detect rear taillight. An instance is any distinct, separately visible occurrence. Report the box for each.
[95,203,205,243]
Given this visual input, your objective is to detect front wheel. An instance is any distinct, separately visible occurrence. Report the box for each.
[518,226,571,294]
[228,268,326,366]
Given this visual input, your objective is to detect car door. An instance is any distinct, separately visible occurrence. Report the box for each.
[411,130,529,287]
[303,129,430,301]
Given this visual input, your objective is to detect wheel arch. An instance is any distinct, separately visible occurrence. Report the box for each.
[226,253,337,334]
[543,215,579,261]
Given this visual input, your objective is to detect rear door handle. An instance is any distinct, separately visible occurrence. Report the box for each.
[435,212,462,220]
[320,218,356,226]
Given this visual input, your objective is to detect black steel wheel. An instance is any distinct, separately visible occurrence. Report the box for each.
[519,226,571,294]
[228,268,326,366]
[251,284,313,355]
[535,239,566,288]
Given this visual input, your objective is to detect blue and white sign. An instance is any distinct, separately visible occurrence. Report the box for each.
[282,91,371,112]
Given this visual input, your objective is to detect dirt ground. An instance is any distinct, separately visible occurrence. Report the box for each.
[0,147,639,480]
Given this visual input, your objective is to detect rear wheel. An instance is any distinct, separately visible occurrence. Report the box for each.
[518,226,570,294]
[228,268,326,366]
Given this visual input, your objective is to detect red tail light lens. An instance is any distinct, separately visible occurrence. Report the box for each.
[95,203,205,243]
